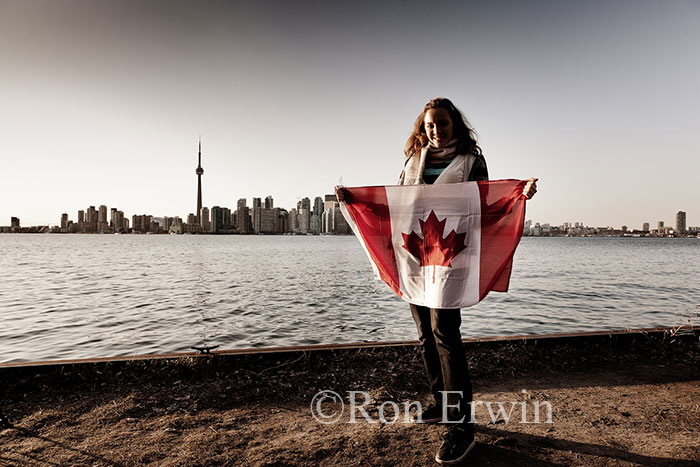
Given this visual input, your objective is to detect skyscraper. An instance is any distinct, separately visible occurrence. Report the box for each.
[252,197,262,233]
[195,138,204,224]
[200,207,210,232]
[676,211,686,234]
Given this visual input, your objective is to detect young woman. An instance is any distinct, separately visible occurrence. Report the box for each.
[338,97,536,464]
[401,97,536,465]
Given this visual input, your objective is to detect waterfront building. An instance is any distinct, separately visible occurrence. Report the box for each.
[10,217,20,232]
[77,210,84,229]
[61,213,68,229]
[298,208,310,234]
[132,215,142,233]
[335,206,351,234]
[322,195,339,233]
[195,138,204,225]
[236,199,251,233]
[313,196,324,217]
[322,207,335,233]
[85,206,98,233]
[289,208,298,232]
[643,222,650,231]
[265,195,274,209]
[200,206,210,232]
[252,198,262,233]
[211,206,226,233]
[261,208,277,233]
[132,214,152,233]
[276,208,289,233]
[676,211,687,234]
[658,221,664,233]
[297,197,311,234]
[186,213,197,225]
[533,223,541,236]
[310,214,322,234]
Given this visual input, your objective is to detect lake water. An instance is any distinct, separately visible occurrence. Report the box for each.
[1,234,698,364]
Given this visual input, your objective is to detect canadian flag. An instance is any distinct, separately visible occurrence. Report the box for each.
[338,180,528,309]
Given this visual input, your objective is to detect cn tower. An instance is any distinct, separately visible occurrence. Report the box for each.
[195,138,204,223]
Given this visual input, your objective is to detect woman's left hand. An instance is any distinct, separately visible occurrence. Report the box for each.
[523,178,538,199]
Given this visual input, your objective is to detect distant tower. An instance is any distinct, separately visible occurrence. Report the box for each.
[195,138,204,223]
[676,211,686,234]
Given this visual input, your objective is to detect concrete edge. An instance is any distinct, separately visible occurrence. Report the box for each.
[2,325,699,369]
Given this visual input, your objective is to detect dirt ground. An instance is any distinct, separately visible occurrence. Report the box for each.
[1,330,699,466]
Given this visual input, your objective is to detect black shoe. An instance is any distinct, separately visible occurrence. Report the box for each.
[0,411,11,429]
[411,402,444,423]
[435,425,475,465]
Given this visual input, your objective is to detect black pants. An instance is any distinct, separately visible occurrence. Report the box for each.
[410,304,473,431]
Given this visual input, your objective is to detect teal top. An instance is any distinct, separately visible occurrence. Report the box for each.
[423,159,454,184]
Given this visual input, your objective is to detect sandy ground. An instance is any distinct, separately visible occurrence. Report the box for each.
[1,331,699,466]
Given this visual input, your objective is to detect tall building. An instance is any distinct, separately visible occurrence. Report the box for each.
[212,207,231,232]
[98,205,108,233]
[642,222,650,231]
[200,206,210,232]
[61,213,69,229]
[322,207,335,233]
[195,138,204,224]
[658,221,665,234]
[313,196,324,217]
[98,205,107,224]
[252,197,262,233]
[86,206,97,232]
[211,206,224,233]
[276,208,289,233]
[335,206,351,234]
[323,195,338,233]
[261,208,277,233]
[236,198,251,233]
[676,211,687,234]
[289,208,298,232]
[297,197,311,234]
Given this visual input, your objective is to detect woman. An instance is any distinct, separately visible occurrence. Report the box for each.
[401,97,536,465]
[338,97,536,464]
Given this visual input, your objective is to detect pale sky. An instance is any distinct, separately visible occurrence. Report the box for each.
[1,0,698,228]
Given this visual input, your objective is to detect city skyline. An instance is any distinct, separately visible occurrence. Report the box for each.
[1,1,698,227]
[2,138,696,234]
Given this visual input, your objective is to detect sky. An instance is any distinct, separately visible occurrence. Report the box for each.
[1,0,698,228]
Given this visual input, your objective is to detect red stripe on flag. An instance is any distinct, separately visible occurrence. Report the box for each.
[343,186,402,296]
[478,180,527,300]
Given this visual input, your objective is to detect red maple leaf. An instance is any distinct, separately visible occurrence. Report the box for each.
[402,211,468,282]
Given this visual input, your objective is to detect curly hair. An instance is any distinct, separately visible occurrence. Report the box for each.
[404,97,482,158]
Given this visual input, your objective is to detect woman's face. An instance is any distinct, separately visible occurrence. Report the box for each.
[424,108,453,148]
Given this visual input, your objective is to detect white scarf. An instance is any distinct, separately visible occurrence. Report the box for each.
[426,139,458,165]
[399,139,459,185]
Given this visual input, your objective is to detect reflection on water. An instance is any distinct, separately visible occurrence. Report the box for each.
[0,234,698,363]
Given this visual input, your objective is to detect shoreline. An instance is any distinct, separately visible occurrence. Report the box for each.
[1,326,699,465]
[2,325,699,369]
